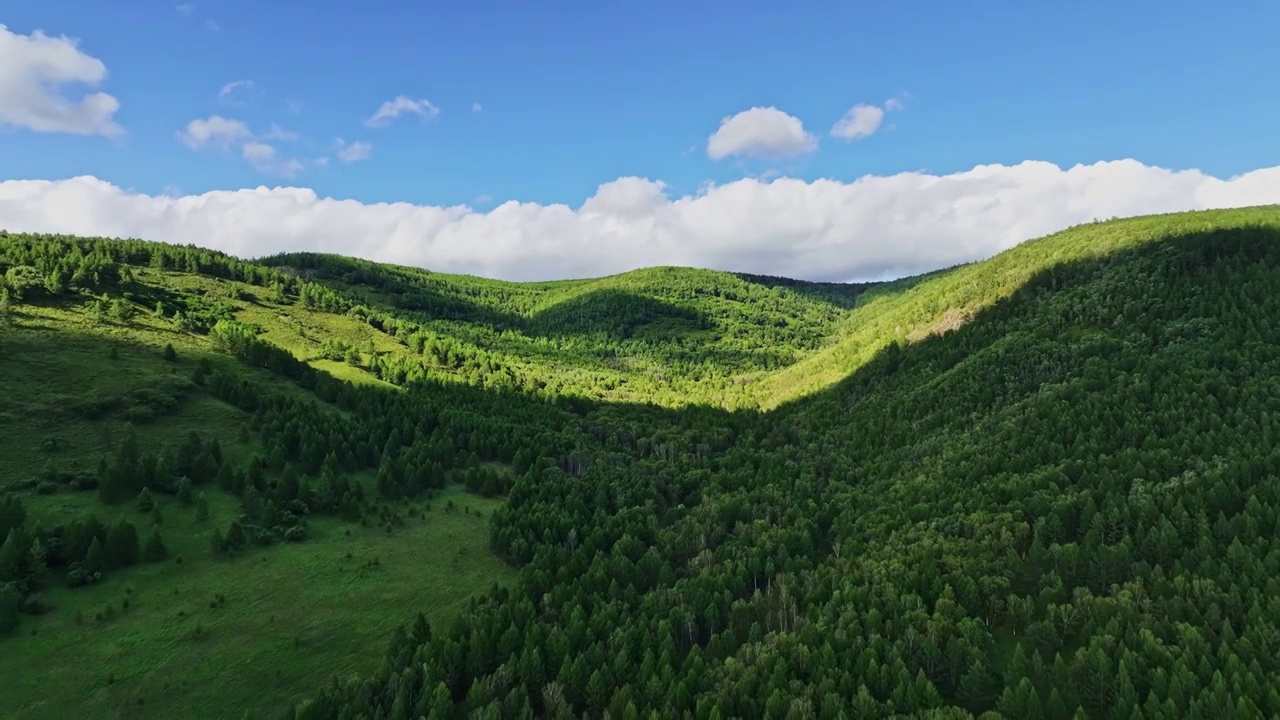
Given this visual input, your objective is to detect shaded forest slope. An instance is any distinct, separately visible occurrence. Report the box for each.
[0,205,1277,719]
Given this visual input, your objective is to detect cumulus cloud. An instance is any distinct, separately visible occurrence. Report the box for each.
[177,115,250,149]
[365,96,440,127]
[0,24,123,136]
[831,104,885,141]
[336,139,372,163]
[1,160,1277,283]
[178,115,303,177]
[707,107,817,161]
[832,95,908,141]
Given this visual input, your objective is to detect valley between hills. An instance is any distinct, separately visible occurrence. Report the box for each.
[1,206,1278,718]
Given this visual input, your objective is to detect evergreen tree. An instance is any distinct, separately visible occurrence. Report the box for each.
[196,492,210,521]
[143,529,169,562]
[225,519,247,551]
[104,519,140,569]
[84,537,104,575]
[137,487,155,512]
[176,477,195,506]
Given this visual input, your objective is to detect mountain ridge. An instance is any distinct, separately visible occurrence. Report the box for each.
[1,206,1278,718]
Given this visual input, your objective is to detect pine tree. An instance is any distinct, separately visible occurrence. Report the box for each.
[163,343,178,361]
[144,529,169,562]
[176,477,195,506]
[210,528,226,556]
[137,487,155,512]
[958,658,998,713]
[196,492,210,521]
[28,538,48,580]
[225,519,246,550]
[105,519,140,569]
[85,537,104,575]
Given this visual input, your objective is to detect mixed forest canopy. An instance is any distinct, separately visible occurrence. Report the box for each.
[0,205,1278,718]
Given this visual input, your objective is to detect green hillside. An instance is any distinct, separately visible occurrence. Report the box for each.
[1,205,1278,718]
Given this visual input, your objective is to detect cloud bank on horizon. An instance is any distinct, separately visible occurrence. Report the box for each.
[3,160,1278,283]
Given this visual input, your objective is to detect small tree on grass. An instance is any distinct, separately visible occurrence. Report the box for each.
[176,477,194,507]
[137,487,155,513]
[196,492,210,522]
[163,343,178,362]
[144,529,169,562]
[109,299,133,323]
[105,519,140,570]
[210,528,226,556]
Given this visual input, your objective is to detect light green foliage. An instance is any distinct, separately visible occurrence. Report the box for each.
[2,207,1279,718]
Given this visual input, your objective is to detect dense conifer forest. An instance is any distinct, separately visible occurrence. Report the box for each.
[1,206,1278,718]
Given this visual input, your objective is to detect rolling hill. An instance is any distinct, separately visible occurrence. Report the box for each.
[1,205,1278,718]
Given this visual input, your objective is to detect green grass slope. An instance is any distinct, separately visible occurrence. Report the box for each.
[2,205,1278,719]
[294,208,1280,719]
[0,249,519,718]
[257,254,869,408]
[755,207,1280,407]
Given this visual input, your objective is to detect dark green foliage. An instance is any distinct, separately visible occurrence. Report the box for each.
[104,519,140,570]
[163,343,178,361]
[4,209,1280,716]
[176,477,194,506]
[143,529,169,562]
[288,211,1280,719]
[0,584,20,635]
[136,487,155,513]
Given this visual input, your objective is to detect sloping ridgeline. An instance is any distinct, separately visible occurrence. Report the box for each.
[0,205,1276,718]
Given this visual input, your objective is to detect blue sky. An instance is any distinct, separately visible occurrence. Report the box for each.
[2,1,1279,283]
[4,0,1279,209]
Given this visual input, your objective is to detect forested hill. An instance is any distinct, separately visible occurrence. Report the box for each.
[0,205,1278,718]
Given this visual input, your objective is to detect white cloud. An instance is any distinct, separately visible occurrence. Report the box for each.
[832,95,908,141]
[707,107,817,161]
[177,115,250,150]
[314,157,330,167]
[472,102,482,112]
[205,19,220,32]
[178,115,303,177]
[176,2,195,14]
[335,139,372,163]
[831,104,885,140]
[0,25,123,136]
[365,96,440,128]
[241,142,304,178]
[286,99,303,115]
[218,80,256,103]
[1,160,1277,283]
